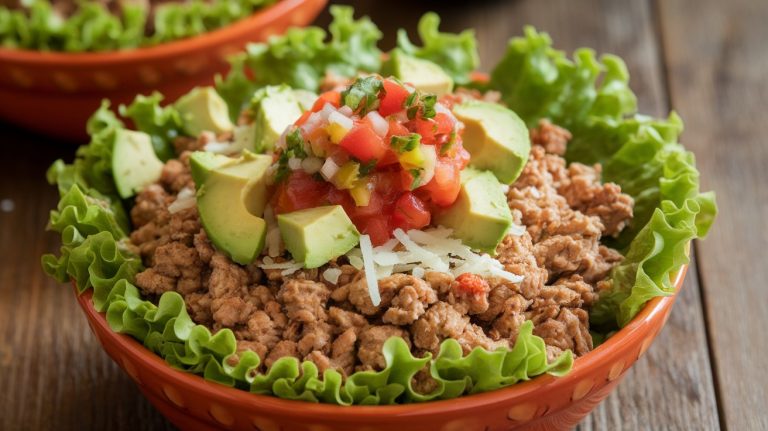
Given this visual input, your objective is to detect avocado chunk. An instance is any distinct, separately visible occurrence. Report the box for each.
[452,100,530,184]
[111,129,164,198]
[277,205,360,268]
[292,89,319,111]
[195,152,272,264]
[174,86,234,136]
[434,168,513,254]
[189,151,235,185]
[249,85,305,152]
[382,49,454,96]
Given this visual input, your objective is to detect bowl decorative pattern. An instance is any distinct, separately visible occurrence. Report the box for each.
[0,0,327,140]
[75,266,687,431]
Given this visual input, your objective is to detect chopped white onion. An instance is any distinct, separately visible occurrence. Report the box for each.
[365,111,389,137]
[301,112,323,135]
[320,158,339,181]
[288,157,302,170]
[328,110,354,130]
[359,234,381,306]
[338,105,354,117]
[301,157,324,174]
[319,103,336,122]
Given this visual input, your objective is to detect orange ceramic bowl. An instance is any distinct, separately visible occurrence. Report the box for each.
[75,266,687,431]
[0,0,327,141]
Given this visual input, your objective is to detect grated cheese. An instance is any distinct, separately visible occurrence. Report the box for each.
[346,228,524,284]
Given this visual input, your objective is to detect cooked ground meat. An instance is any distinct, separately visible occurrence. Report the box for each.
[129,121,633,377]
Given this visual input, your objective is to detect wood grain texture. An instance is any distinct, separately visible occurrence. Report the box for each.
[0,131,173,431]
[657,0,768,429]
[0,0,735,429]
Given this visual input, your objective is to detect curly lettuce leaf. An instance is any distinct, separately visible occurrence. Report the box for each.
[397,12,479,85]
[119,93,184,161]
[489,27,717,329]
[215,5,382,115]
[0,0,274,52]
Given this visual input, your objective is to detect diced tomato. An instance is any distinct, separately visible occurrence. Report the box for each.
[434,112,454,135]
[311,91,341,112]
[339,124,388,163]
[272,171,332,214]
[379,79,410,117]
[391,192,431,230]
[295,110,312,126]
[359,217,391,246]
[419,158,462,206]
[454,273,489,295]
[387,120,409,136]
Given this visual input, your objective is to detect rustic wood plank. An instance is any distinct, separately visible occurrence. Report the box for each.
[0,129,174,431]
[657,0,768,429]
[0,0,723,429]
[319,1,720,429]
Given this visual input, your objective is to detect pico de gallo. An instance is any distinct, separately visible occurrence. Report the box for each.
[269,75,471,245]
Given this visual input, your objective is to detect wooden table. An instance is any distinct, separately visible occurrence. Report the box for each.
[1,0,765,429]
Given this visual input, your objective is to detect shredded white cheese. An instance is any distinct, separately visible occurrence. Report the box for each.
[359,234,381,306]
[347,227,524,284]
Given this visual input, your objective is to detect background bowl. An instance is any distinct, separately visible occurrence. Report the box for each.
[75,266,687,431]
[0,0,327,141]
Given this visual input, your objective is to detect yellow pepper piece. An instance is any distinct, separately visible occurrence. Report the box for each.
[333,161,359,189]
[326,122,349,144]
[350,180,372,206]
[398,145,425,169]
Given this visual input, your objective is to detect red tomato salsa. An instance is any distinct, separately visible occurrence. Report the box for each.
[270,75,470,245]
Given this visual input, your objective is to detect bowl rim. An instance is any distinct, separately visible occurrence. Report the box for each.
[0,0,313,65]
[76,264,687,417]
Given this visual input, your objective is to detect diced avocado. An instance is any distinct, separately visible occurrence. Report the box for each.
[174,86,234,136]
[111,129,164,198]
[277,205,360,268]
[434,168,513,254]
[453,100,531,184]
[195,153,272,264]
[293,89,318,111]
[382,49,454,96]
[249,85,305,152]
[189,151,235,185]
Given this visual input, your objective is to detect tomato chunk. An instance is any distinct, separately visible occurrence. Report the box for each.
[392,192,431,230]
[379,79,410,117]
[454,273,489,295]
[272,171,331,214]
[339,124,388,163]
[420,159,461,206]
[311,91,341,112]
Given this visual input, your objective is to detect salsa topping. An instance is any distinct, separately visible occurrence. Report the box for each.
[269,75,470,245]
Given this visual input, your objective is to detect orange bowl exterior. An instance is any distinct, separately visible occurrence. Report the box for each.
[0,0,327,141]
[75,266,687,431]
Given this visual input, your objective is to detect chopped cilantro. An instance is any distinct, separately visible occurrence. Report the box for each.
[341,76,384,115]
[358,159,378,176]
[409,169,422,189]
[390,133,421,153]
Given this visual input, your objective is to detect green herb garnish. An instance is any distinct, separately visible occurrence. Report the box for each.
[390,133,421,153]
[341,76,384,115]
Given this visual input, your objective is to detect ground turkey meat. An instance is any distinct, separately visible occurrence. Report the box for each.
[127,119,632,378]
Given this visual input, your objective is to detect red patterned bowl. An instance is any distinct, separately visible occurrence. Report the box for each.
[75,266,687,431]
[0,0,327,141]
